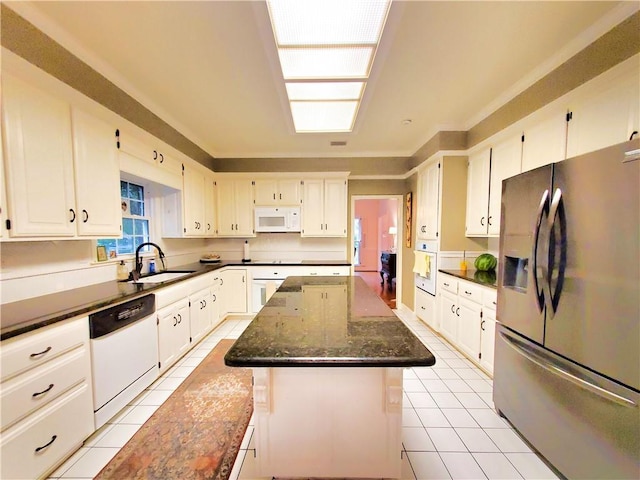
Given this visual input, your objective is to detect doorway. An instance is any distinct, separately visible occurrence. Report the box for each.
[351,195,403,309]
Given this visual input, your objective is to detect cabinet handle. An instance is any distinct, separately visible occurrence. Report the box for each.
[159,153,164,163]
[32,383,55,398]
[242,275,245,283]
[220,278,224,285]
[153,150,158,160]
[421,306,426,310]
[173,316,177,327]
[82,210,89,223]
[451,305,455,314]
[207,223,211,231]
[35,435,57,453]
[444,282,450,287]
[273,193,276,200]
[212,294,217,302]
[203,299,207,308]
[279,193,282,200]
[488,216,492,226]
[30,346,52,358]
[464,290,472,295]
[480,216,485,226]
[177,314,182,324]
[481,320,486,331]
[456,307,460,316]
[69,209,76,223]
[235,224,238,230]
[493,301,497,306]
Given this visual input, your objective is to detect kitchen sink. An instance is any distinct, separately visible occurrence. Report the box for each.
[128,271,195,284]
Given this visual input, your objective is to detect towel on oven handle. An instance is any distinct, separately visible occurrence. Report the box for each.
[413,251,431,277]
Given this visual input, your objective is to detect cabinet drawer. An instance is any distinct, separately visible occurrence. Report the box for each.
[439,275,458,294]
[1,383,94,480]
[1,346,89,430]
[483,288,498,311]
[1,317,88,382]
[458,280,483,304]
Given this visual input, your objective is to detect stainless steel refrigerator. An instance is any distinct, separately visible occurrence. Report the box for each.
[494,139,640,479]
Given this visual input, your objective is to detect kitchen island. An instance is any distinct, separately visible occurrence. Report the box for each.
[225,276,435,478]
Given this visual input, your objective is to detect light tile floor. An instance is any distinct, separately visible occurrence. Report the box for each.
[48,314,561,480]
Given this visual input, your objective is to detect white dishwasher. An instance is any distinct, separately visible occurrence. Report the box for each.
[89,294,158,429]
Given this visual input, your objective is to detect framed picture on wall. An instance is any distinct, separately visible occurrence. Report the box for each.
[405,192,412,248]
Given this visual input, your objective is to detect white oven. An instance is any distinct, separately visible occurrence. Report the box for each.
[251,267,290,313]
[414,241,437,296]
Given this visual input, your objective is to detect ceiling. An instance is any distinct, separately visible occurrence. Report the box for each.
[6,1,633,160]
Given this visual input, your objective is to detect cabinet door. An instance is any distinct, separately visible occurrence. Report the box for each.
[204,175,217,236]
[278,179,301,205]
[301,179,325,236]
[175,301,191,359]
[480,312,496,375]
[415,289,437,330]
[423,162,440,240]
[2,75,76,237]
[157,305,180,371]
[439,291,458,343]
[222,269,247,314]
[183,164,206,236]
[233,179,255,236]
[457,299,482,361]
[210,286,222,330]
[521,110,567,172]
[71,109,121,237]
[190,289,212,345]
[488,136,522,236]
[215,180,236,236]
[566,73,640,158]
[465,149,490,236]
[254,179,278,205]
[323,179,347,236]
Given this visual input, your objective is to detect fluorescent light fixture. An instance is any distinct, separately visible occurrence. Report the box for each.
[266,0,392,133]
[290,101,359,132]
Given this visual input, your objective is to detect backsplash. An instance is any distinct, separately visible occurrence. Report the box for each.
[0,234,347,304]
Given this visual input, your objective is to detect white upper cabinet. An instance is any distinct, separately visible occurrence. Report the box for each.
[204,175,217,236]
[465,149,491,236]
[416,161,440,240]
[301,178,347,237]
[71,108,121,237]
[182,163,207,236]
[254,178,301,206]
[2,74,77,237]
[2,75,120,238]
[566,68,639,158]
[521,108,567,173]
[216,178,254,237]
[117,130,182,188]
[466,135,521,237]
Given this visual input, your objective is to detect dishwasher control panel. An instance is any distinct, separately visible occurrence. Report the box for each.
[89,294,155,339]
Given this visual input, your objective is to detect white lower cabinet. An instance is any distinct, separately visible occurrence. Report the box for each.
[157,298,191,374]
[0,316,94,480]
[220,269,248,316]
[415,288,437,330]
[437,273,497,375]
[189,287,212,346]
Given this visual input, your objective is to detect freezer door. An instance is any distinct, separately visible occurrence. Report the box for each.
[545,140,640,391]
[497,164,552,345]
[494,325,640,480]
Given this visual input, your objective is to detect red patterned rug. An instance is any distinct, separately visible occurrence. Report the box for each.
[95,339,253,480]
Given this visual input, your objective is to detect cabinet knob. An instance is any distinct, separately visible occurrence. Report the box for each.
[456,307,460,316]
[82,209,89,223]
[480,216,485,226]
[481,320,486,331]
[177,314,182,324]
[153,150,158,160]
[173,316,177,327]
[159,153,164,163]
[488,216,493,226]
[69,209,76,223]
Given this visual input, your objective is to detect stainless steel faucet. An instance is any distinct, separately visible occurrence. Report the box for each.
[133,242,166,280]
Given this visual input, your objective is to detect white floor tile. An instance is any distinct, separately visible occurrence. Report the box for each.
[407,392,438,408]
[440,452,487,479]
[468,409,510,428]
[432,368,461,380]
[179,355,205,367]
[420,379,451,393]
[453,392,489,409]
[430,392,464,409]
[82,424,114,447]
[441,409,479,428]
[400,451,419,480]
[406,451,451,480]
[413,368,440,380]
[433,350,463,359]
[477,391,495,409]
[167,365,196,378]
[425,428,467,452]
[485,429,533,453]
[505,453,560,479]
[403,427,436,452]
[454,368,484,380]
[443,358,474,369]
[229,449,246,480]
[236,449,270,479]
[464,379,493,393]
[136,389,173,406]
[59,447,120,478]
[404,378,428,393]
[92,424,140,448]
[239,426,254,450]
[472,452,524,479]
[454,428,500,453]
[404,368,419,379]
[416,408,451,428]
[403,408,424,427]
[442,379,474,392]
[152,376,184,390]
[48,447,90,478]
[116,404,159,425]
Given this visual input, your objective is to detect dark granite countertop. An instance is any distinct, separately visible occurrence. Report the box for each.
[224,276,436,368]
[1,260,351,341]
[439,269,497,289]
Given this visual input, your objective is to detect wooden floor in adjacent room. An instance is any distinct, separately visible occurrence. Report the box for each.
[355,270,396,309]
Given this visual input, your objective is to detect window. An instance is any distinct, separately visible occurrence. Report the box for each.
[97,181,150,257]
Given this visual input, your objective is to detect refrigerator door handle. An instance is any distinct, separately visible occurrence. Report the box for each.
[499,330,637,408]
[543,188,567,317]
[532,189,549,313]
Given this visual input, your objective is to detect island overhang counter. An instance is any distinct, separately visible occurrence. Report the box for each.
[225,276,435,478]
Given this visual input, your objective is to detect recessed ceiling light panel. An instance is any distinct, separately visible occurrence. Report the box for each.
[290,101,358,132]
[278,47,374,79]
[286,82,364,101]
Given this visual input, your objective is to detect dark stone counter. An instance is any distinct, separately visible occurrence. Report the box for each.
[1,260,350,341]
[224,276,436,368]
[439,269,497,289]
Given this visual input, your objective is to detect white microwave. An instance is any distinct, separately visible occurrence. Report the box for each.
[254,206,301,232]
